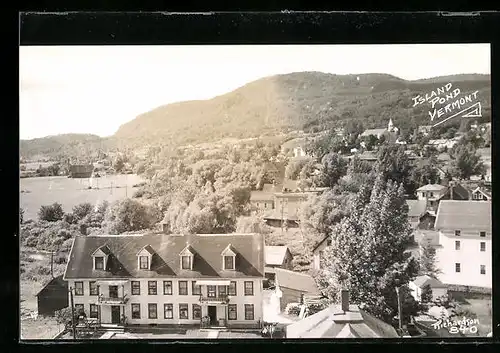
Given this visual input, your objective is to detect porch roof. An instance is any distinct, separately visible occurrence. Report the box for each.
[195,280,231,286]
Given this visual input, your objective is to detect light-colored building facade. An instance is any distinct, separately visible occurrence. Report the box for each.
[409,275,448,302]
[312,236,331,271]
[64,233,265,328]
[434,201,491,289]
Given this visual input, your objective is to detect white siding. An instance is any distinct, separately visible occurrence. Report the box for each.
[68,278,263,326]
[435,230,491,289]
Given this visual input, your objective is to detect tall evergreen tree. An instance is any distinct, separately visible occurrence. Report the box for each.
[317,175,419,324]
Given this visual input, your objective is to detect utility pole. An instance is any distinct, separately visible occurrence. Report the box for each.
[280,198,285,235]
[50,251,54,278]
[395,286,403,334]
[69,287,77,339]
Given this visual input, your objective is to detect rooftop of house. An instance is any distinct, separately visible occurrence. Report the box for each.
[435,200,491,232]
[36,275,67,296]
[64,233,265,280]
[262,183,282,193]
[285,303,399,338]
[265,246,292,266]
[274,268,320,295]
[360,128,387,137]
[250,191,275,202]
[262,210,299,222]
[472,187,492,199]
[412,275,447,289]
[406,200,428,218]
[417,184,448,192]
[313,235,331,252]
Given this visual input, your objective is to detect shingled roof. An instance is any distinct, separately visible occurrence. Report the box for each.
[64,233,265,280]
[265,246,292,266]
[406,200,427,218]
[435,200,491,232]
[286,304,399,338]
[274,268,320,295]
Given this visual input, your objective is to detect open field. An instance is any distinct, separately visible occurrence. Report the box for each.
[20,174,145,221]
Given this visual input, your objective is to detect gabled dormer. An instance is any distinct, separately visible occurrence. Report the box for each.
[136,245,155,270]
[221,244,237,271]
[179,244,195,270]
[92,245,111,271]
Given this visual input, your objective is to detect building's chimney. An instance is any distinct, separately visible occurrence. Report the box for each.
[341,289,350,312]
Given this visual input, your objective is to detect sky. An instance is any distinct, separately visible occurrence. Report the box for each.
[19,44,491,140]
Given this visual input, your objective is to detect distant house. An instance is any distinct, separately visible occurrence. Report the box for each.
[360,128,387,139]
[427,138,459,150]
[418,125,432,136]
[312,236,332,271]
[360,119,398,139]
[265,246,294,270]
[250,191,275,212]
[471,187,491,201]
[416,184,449,213]
[281,138,309,158]
[273,268,321,312]
[69,164,93,178]
[285,290,399,338]
[409,275,448,302]
[36,275,69,316]
[406,200,435,230]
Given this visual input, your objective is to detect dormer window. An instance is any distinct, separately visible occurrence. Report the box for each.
[137,245,155,271]
[221,244,237,271]
[92,245,111,271]
[181,256,192,270]
[94,256,104,270]
[179,245,195,271]
[139,256,149,269]
[224,256,234,270]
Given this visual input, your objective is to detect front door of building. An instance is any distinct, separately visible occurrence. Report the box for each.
[109,285,118,298]
[111,306,121,324]
[208,306,217,326]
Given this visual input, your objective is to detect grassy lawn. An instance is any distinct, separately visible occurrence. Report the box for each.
[448,291,492,337]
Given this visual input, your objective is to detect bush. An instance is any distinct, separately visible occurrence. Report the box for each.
[38,203,64,222]
[285,303,302,316]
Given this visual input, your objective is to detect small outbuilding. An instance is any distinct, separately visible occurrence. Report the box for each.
[36,275,69,316]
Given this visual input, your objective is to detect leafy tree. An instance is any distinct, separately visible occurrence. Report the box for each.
[38,203,65,222]
[113,156,125,173]
[72,203,93,222]
[235,215,271,234]
[104,198,161,234]
[297,159,320,190]
[317,152,348,188]
[374,144,413,194]
[316,176,419,324]
[449,143,486,180]
[420,284,433,304]
[408,156,440,195]
[298,188,352,237]
[285,157,313,180]
[418,241,441,278]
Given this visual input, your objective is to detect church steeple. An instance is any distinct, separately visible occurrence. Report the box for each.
[388,118,394,131]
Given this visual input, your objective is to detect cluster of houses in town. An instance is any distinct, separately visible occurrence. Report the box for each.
[313,180,492,300]
[32,118,491,339]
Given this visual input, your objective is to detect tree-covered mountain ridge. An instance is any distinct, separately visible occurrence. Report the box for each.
[20,72,491,158]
